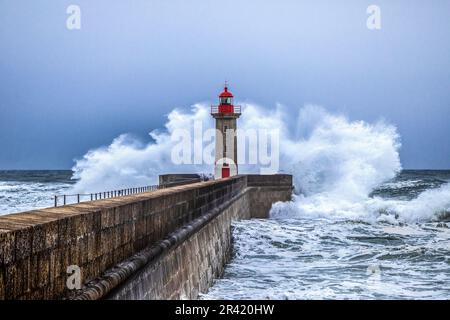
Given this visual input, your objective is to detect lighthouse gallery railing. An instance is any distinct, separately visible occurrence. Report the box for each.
[211,105,241,115]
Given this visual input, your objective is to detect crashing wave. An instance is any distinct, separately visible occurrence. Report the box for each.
[70,102,449,224]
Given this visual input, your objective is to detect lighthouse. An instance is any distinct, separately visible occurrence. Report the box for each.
[211,83,241,179]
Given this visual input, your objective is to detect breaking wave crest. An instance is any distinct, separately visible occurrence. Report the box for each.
[271,106,450,223]
[71,103,285,192]
[70,102,449,223]
[71,104,213,192]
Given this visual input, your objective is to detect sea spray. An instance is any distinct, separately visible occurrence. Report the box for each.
[71,103,286,192]
[71,104,214,192]
[71,103,449,223]
[367,183,450,223]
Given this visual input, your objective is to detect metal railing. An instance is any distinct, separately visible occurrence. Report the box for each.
[53,184,164,207]
[211,105,241,115]
[53,177,212,207]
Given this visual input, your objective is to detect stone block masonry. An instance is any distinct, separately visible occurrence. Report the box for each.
[0,174,292,300]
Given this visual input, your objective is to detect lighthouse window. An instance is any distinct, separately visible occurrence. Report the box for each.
[221,97,232,105]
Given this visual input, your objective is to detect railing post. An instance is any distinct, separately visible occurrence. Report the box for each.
[91,194,93,201]
[63,195,66,205]
[77,194,80,203]
[54,195,57,207]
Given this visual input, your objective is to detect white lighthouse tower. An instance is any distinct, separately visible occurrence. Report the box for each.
[211,83,241,179]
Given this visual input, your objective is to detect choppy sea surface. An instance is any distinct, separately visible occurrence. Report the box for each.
[0,170,74,215]
[202,170,450,300]
[1,170,449,299]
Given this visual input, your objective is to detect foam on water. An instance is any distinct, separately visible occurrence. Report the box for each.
[201,218,450,300]
[0,171,74,215]
[266,106,450,224]
[69,103,450,223]
[2,105,450,299]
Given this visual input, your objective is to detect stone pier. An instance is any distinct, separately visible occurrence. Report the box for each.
[0,174,292,300]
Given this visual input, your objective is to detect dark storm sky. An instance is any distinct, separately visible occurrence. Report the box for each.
[0,0,449,169]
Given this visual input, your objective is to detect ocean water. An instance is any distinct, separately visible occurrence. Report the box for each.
[1,170,449,299]
[202,170,450,300]
[0,170,75,215]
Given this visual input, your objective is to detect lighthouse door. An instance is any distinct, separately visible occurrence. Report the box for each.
[221,167,230,178]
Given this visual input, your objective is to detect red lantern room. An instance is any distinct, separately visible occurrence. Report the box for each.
[211,83,242,115]
[218,85,234,113]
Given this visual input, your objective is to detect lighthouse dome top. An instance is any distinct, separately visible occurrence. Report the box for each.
[219,85,233,98]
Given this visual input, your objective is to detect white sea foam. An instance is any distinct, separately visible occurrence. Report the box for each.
[269,106,450,223]
[381,179,423,189]
[71,104,213,192]
[202,218,450,300]
[368,183,450,223]
[71,103,285,192]
[0,181,72,215]
[71,103,449,223]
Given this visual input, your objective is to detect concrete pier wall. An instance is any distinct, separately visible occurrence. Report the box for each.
[106,187,252,300]
[0,175,292,300]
